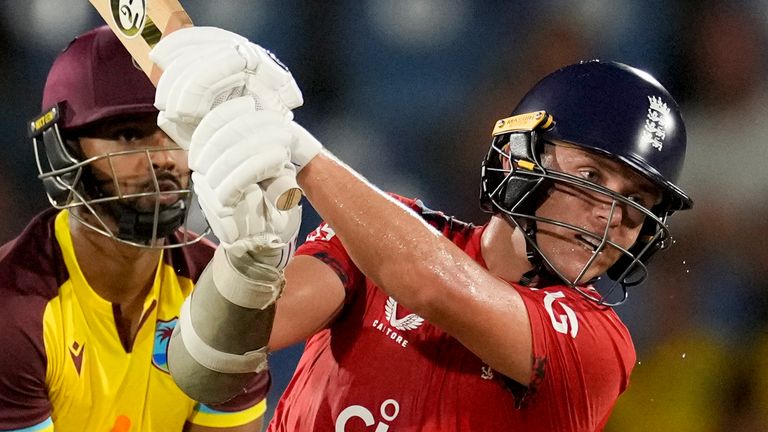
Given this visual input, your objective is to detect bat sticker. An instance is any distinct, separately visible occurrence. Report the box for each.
[110,0,161,46]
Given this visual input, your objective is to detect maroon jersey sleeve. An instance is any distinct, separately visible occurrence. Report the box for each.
[206,370,271,411]
[0,210,65,429]
[0,296,52,429]
[167,230,216,281]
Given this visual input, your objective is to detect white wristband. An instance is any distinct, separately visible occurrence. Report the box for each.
[212,246,285,310]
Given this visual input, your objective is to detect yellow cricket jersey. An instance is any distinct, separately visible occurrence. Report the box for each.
[0,209,268,431]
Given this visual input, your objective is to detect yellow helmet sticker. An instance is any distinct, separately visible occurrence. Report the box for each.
[29,106,60,136]
[492,111,554,136]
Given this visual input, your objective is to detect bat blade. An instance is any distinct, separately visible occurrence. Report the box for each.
[88,0,192,85]
[89,0,302,210]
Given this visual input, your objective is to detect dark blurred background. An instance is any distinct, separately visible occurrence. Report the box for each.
[2,1,767,429]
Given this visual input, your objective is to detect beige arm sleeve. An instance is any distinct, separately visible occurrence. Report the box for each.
[168,246,281,404]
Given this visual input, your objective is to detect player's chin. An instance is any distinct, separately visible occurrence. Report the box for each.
[134,193,186,211]
[540,232,619,283]
[582,252,622,282]
[556,250,618,284]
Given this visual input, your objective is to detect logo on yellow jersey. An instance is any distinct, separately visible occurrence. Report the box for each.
[68,341,85,375]
[152,318,177,373]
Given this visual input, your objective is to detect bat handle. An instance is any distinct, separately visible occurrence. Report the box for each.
[149,11,194,86]
[262,173,303,210]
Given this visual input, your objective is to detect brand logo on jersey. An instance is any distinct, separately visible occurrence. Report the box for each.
[110,0,147,37]
[336,399,400,432]
[152,318,177,373]
[68,341,85,375]
[385,297,424,331]
[642,95,671,151]
[306,222,336,242]
[371,297,424,348]
[543,291,579,338]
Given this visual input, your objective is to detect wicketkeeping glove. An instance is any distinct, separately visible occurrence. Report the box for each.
[150,26,303,150]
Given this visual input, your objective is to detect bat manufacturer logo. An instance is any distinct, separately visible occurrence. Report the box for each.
[110,0,147,37]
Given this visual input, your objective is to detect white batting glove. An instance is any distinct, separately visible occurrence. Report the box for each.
[150,26,303,150]
[191,97,303,267]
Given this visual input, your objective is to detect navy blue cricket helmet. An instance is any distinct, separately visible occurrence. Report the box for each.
[480,60,693,305]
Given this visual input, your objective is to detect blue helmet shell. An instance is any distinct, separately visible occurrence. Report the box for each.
[512,60,692,211]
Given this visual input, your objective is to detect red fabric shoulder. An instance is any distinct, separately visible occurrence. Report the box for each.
[514,284,635,425]
[295,194,479,300]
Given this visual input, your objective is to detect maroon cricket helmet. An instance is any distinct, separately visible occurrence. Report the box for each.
[41,25,157,131]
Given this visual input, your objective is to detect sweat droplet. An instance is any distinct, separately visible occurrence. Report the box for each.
[681,353,686,359]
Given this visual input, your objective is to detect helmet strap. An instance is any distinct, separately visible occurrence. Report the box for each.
[111,199,187,244]
[500,213,550,288]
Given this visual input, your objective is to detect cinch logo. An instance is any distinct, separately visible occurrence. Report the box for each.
[152,318,177,373]
[335,399,400,432]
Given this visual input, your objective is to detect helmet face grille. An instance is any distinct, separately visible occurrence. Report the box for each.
[29,94,205,249]
[478,61,693,305]
[480,126,673,306]
[32,123,204,249]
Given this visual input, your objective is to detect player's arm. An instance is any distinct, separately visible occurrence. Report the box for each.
[150,28,531,388]
[164,100,344,402]
[148,28,345,346]
[169,232,343,401]
[297,151,534,384]
[269,254,346,350]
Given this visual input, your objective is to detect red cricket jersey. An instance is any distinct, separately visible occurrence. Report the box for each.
[269,197,635,432]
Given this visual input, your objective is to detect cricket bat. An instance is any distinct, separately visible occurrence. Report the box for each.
[88,0,303,211]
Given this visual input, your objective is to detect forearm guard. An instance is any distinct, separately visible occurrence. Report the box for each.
[168,246,283,404]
